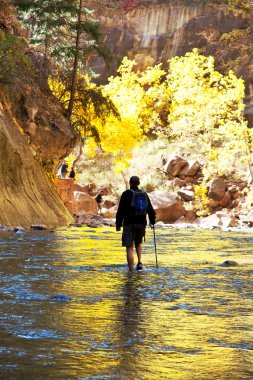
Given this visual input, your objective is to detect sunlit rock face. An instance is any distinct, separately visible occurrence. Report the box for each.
[0,101,74,228]
[0,88,76,227]
[127,3,206,58]
[93,3,209,77]
[0,11,76,227]
[93,2,253,105]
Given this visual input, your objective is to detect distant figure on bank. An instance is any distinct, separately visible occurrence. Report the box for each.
[60,161,68,178]
[68,166,75,179]
[95,190,104,214]
[116,176,156,272]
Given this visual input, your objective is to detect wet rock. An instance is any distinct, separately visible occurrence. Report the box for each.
[0,225,13,231]
[208,179,226,201]
[14,227,25,234]
[86,221,103,228]
[102,218,116,227]
[222,260,239,267]
[148,190,185,223]
[31,224,48,230]
[86,214,104,228]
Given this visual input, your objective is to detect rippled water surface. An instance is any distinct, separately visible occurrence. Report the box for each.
[0,226,252,379]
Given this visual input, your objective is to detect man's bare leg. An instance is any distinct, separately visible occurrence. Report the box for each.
[126,247,134,271]
[136,244,142,264]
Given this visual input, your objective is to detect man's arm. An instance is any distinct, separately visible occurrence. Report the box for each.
[116,192,126,230]
[147,195,156,225]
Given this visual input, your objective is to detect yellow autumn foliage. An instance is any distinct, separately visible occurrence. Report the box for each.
[49,50,251,181]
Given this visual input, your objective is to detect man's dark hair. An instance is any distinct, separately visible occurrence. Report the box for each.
[129,176,140,186]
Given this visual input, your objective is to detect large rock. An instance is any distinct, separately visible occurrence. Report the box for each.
[101,206,117,219]
[178,160,201,177]
[163,155,188,177]
[239,211,253,227]
[148,190,185,223]
[208,179,226,201]
[199,212,237,229]
[74,192,97,214]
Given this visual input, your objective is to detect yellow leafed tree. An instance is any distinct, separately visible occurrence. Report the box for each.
[166,49,252,181]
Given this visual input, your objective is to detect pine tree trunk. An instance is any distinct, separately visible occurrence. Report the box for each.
[67,0,83,120]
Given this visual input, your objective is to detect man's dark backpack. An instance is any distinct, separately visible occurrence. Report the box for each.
[130,190,148,216]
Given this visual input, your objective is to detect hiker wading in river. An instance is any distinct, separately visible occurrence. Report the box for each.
[116,176,156,271]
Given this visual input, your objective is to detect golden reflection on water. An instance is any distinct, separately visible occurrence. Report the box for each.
[0,226,252,379]
[47,226,253,379]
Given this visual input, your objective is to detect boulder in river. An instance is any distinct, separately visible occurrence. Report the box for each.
[31,224,48,230]
[148,190,185,223]
[222,260,239,267]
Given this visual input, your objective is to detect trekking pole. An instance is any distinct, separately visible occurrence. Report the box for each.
[152,225,158,269]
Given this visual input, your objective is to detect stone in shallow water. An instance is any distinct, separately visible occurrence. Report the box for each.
[222,260,239,267]
[31,224,48,230]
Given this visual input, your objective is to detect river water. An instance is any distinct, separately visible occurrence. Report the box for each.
[0,226,252,380]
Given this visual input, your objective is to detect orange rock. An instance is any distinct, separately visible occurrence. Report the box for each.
[219,191,231,207]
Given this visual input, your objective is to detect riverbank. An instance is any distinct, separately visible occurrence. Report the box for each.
[1,213,253,235]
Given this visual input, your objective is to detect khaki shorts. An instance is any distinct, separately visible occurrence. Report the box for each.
[122,224,146,247]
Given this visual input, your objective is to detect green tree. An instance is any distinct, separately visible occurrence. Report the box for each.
[15,0,112,119]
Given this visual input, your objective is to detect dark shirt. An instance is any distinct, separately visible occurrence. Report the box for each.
[116,187,156,228]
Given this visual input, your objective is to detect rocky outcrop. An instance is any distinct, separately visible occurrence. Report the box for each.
[163,155,202,184]
[0,10,77,228]
[0,102,73,228]
[92,1,253,114]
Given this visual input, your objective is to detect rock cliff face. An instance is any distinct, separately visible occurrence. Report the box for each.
[0,11,76,227]
[92,1,253,104]
[0,89,76,228]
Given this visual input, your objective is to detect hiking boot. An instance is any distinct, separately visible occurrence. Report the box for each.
[136,262,143,270]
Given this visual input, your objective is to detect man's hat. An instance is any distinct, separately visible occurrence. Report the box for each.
[129,176,140,186]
